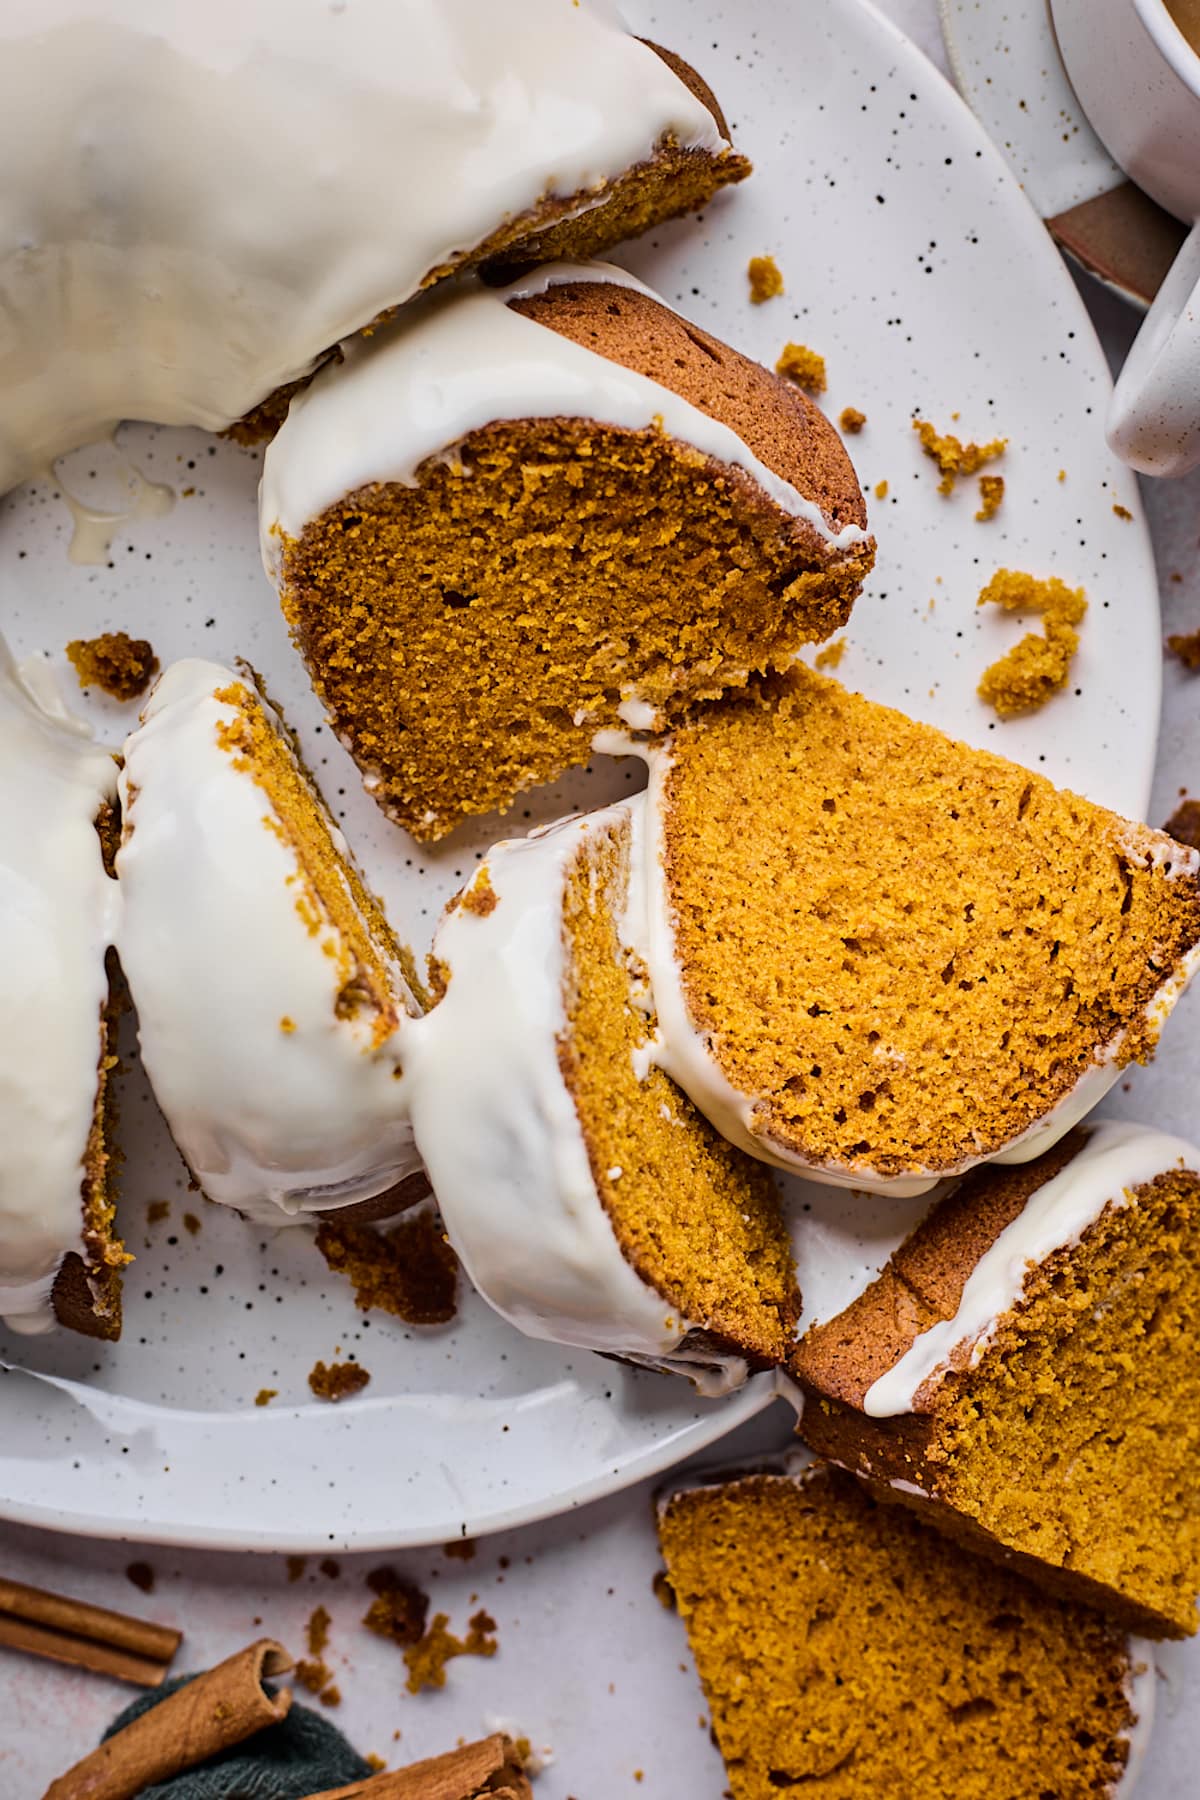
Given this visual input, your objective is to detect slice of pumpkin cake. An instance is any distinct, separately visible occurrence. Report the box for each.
[0,644,126,1338]
[657,1457,1155,1800]
[404,800,800,1390]
[260,262,873,840]
[117,660,425,1226]
[790,1119,1200,1638]
[628,665,1200,1193]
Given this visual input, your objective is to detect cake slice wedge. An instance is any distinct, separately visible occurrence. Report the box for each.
[790,1119,1200,1638]
[657,1456,1155,1800]
[405,800,800,1390]
[627,665,1200,1193]
[261,263,873,840]
[0,644,126,1338]
[117,660,425,1226]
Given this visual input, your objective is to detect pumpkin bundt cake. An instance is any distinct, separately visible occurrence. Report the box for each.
[1,1,748,492]
[657,1457,1155,1800]
[116,660,424,1225]
[405,801,800,1390]
[261,263,873,840]
[791,1119,1200,1638]
[624,665,1200,1193]
[0,644,125,1338]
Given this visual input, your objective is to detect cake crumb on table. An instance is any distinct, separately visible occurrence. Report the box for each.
[913,416,1006,494]
[975,473,1005,520]
[124,1561,155,1594]
[1167,629,1200,670]
[775,342,826,393]
[976,568,1087,718]
[746,254,784,303]
[1164,799,1200,850]
[443,1537,477,1561]
[838,406,866,433]
[315,1210,459,1324]
[146,1200,169,1224]
[254,1388,277,1407]
[286,1556,307,1583]
[814,638,846,670]
[362,1566,430,1647]
[873,479,888,500]
[308,1358,371,1402]
[66,630,159,702]
[403,1609,498,1694]
[1113,502,1133,520]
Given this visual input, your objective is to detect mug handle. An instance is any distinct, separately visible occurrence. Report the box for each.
[1107,219,1200,478]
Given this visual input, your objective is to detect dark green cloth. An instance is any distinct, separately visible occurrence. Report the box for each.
[102,1675,372,1799]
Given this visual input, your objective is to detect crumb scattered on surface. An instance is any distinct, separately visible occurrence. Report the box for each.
[747,255,784,303]
[977,568,1087,718]
[296,1604,341,1706]
[1057,468,1067,482]
[814,638,846,670]
[365,1754,387,1773]
[319,1685,341,1708]
[182,1211,201,1236]
[975,473,1005,521]
[125,1561,155,1594]
[146,1200,169,1225]
[913,417,1006,494]
[308,1359,371,1403]
[874,480,888,501]
[254,1388,277,1408]
[286,1556,307,1583]
[307,1605,331,1657]
[403,1609,498,1694]
[1167,630,1200,670]
[652,1569,676,1610]
[1164,799,1200,850]
[443,1538,477,1561]
[66,631,159,702]
[1113,503,1133,520]
[316,1210,458,1325]
[775,342,826,393]
[839,407,866,434]
[320,1558,341,1580]
[363,1567,430,1648]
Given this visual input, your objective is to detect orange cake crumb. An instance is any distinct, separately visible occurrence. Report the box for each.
[315,1210,458,1324]
[124,1562,155,1594]
[873,479,888,500]
[975,473,1004,520]
[146,1200,169,1225]
[363,1566,431,1648]
[307,1604,331,1656]
[977,568,1087,718]
[838,407,866,434]
[286,1556,307,1583]
[1168,630,1200,670]
[914,417,1006,495]
[1113,502,1133,520]
[66,631,159,702]
[813,638,846,670]
[775,342,826,393]
[746,254,784,302]
[459,870,498,917]
[182,1211,201,1236]
[254,1388,277,1408]
[443,1538,477,1561]
[1165,799,1200,850]
[403,1610,498,1695]
[307,1358,370,1402]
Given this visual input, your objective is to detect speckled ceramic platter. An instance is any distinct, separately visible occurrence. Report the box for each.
[0,0,1161,1550]
[940,0,1188,306]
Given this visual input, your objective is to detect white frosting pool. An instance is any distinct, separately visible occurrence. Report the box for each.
[0,0,729,494]
[404,804,748,1394]
[116,659,420,1224]
[0,644,119,1332]
[259,260,868,578]
[863,1119,1199,1417]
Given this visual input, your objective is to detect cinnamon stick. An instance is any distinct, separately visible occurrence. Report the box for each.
[307,1735,532,1800]
[0,1576,180,1686]
[43,1638,293,1800]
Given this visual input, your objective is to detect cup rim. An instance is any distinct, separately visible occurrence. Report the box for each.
[1135,0,1200,97]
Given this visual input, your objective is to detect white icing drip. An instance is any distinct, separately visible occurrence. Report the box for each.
[116,660,420,1223]
[404,805,745,1390]
[862,1121,1199,1418]
[0,644,120,1330]
[0,0,729,495]
[259,261,868,568]
[1117,1641,1158,1798]
[617,693,660,731]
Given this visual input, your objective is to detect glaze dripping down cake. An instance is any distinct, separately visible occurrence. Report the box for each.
[791,1119,1200,1638]
[116,660,425,1225]
[622,665,1200,1192]
[261,263,872,839]
[405,802,800,1389]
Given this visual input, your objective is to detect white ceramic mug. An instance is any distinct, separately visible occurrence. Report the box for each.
[1052,0,1200,476]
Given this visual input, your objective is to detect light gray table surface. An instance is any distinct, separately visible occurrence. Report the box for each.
[2,5,1198,1796]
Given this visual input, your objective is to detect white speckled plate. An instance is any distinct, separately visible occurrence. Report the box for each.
[0,0,1160,1550]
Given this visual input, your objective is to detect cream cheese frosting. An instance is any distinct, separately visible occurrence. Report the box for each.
[862,1119,1200,1418]
[403,804,748,1394]
[0,0,729,495]
[0,643,119,1333]
[116,659,420,1225]
[259,260,869,580]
